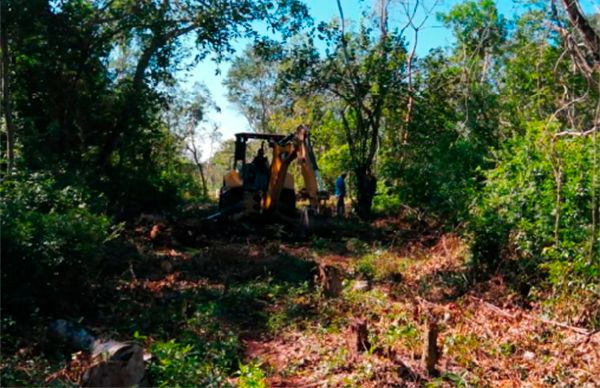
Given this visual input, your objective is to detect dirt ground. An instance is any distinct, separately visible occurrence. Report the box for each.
[2,215,598,387]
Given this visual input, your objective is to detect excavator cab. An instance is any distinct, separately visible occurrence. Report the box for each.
[218,125,330,225]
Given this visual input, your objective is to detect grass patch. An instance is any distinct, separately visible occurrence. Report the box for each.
[354,250,406,283]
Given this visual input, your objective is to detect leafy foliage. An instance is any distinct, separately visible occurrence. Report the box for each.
[225,44,286,133]
[237,362,268,388]
[470,122,599,306]
[1,173,118,314]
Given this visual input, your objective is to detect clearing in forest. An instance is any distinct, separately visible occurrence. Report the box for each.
[6,214,596,387]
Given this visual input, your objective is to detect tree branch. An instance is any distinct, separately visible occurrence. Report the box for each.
[560,0,600,68]
[553,125,599,139]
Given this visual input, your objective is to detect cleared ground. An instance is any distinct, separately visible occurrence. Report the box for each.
[2,215,598,387]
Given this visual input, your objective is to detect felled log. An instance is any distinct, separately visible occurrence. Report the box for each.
[50,320,148,387]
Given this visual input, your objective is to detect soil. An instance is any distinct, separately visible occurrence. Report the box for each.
[2,215,598,387]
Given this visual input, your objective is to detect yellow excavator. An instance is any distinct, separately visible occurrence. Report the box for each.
[216,125,330,226]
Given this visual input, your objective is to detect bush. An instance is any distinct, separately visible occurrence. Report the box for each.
[380,137,484,222]
[237,362,267,388]
[468,122,599,325]
[148,340,205,387]
[146,301,241,387]
[1,172,119,314]
[99,127,206,217]
[355,251,404,282]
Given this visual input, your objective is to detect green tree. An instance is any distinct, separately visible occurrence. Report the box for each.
[224,44,286,133]
[283,3,407,219]
[1,0,309,214]
[466,2,599,325]
[164,83,221,199]
[377,0,506,221]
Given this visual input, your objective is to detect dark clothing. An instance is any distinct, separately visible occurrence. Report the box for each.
[252,154,269,190]
[335,175,346,217]
[336,194,345,218]
[252,154,269,172]
[335,176,346,196]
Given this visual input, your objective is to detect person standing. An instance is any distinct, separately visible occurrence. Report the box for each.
[335,173,347,217]
[252,147,269,191]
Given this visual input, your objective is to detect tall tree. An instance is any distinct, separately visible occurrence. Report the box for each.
[0,8,15,173]
[165,83,220,198]
[2,0,309,212]
[95,0,310,167]
[224,44,285,133]
[283,3,407,219]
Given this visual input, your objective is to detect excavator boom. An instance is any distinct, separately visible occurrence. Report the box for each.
[217,125,330,224]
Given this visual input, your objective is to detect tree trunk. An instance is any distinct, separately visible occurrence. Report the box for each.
[189,141,208,198]
[1,21,15,173]
[355,167,376,220]
[560,0,600,68]
[318,263,343,297]
[554,163,563,249]
[346,318,370,356]
[592,128,598,260]
[197,162,208,198]
[96,19,198,169]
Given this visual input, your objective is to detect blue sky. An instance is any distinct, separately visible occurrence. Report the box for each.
[180,0,598,160]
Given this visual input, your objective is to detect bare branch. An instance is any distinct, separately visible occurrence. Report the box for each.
[553,125,599,139]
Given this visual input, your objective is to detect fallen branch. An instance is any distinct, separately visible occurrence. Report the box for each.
[525,313,594,336]
[470,296,593,336]
[478,300,517,319]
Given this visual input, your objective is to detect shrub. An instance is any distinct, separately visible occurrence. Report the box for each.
[147,301,242,386]
[355,251,404,282]
[237,362,268,388]
[468,122,599,325]
[1,172,118,314]
[148,340,204,387]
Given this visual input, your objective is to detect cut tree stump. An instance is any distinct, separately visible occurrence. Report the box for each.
[318,263,343,297]
[421,317,440,376]
[347,318,371,356]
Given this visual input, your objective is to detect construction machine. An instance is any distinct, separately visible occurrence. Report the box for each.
[216,125,330,227]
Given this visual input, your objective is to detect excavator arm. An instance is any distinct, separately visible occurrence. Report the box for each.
[263,125,329,213]
[263,137,298,211]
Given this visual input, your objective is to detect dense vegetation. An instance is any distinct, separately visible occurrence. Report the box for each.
[1,0,599,386]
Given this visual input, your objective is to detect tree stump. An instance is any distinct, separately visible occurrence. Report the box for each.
[421,318,440,376]
[318,263,343,297]
[346,318,371,357]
